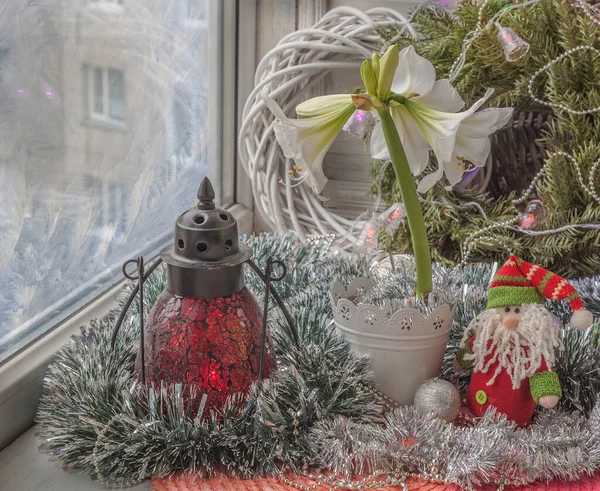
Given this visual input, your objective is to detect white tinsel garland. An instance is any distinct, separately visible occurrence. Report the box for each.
[36,234,600,488]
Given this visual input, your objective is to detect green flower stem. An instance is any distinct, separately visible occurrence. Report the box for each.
[379,109,432,297]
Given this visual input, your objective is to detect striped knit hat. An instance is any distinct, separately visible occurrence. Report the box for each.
[487,255,593,330]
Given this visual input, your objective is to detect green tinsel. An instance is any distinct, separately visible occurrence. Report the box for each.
[36,234,600,487]
[372,0,600,278]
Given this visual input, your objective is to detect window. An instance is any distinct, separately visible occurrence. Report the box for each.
[187,0,206,20]
[0,0,233,363]
[87,66,125,124]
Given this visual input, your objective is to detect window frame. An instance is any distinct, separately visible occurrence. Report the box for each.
[0,0,257,451]
[86,65,125,126]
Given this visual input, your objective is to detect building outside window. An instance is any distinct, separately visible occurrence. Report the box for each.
[88,66,125,124]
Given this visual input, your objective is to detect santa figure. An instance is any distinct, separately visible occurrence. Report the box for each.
[455,256,594,426]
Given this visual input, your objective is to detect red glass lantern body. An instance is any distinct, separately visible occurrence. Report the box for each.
[136,287,275,413]
[130,177,278,415]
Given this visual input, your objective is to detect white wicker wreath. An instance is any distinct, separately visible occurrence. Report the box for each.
[238,7,418,249]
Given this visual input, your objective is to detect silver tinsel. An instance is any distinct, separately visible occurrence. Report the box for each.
[35,233,600,488]
[310,407,600,489]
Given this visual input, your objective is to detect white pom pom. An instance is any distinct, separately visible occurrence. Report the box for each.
[571,309,594,330]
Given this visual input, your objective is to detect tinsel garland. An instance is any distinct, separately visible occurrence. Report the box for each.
[310,407,600,489]
[36,234,600,488]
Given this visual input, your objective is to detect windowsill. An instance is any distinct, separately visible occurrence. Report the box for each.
[0,426,151,490]
[0,278,126,451]
[81,117,127,132]
[87,2,125,15]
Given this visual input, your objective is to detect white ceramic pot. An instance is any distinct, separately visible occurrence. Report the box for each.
[330,278,454,405]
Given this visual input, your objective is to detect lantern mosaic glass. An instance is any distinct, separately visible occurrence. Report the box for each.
[134,178,276,414]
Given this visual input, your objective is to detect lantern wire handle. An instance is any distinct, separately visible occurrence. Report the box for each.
[121,257,147,384]
[246,258,301,350]
[110,257,163,351]
[257,257,286,381]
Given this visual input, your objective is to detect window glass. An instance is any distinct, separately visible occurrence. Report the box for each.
[187,0,206,20]
[0,0,216,362]
[108,69,125,121]
[93,67,104,114]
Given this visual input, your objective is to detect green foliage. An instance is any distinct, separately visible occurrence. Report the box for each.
[372,159,519,267]
[373,0,600,278]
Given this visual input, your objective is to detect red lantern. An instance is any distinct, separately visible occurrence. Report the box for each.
[111,178,299,415]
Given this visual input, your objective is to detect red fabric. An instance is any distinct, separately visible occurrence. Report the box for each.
[152,472,600,491]
[490,256,523,289]
[465,335,549,427]
[571,296,585,311]
[491,256,582,311]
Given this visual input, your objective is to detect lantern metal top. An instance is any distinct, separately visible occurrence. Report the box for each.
[160,177,252,298]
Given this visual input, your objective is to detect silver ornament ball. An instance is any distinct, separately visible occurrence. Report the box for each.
[413,378,461,422]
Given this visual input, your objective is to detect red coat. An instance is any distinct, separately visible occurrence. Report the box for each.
[465,335,549,427]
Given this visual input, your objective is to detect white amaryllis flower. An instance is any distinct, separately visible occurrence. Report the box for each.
[417,107,514,193]
[370,46,510,191]
[262,93,355,195]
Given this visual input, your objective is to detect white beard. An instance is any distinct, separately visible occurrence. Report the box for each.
[461,305,564,389]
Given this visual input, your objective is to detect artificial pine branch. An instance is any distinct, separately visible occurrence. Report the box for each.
[373,0,600,278]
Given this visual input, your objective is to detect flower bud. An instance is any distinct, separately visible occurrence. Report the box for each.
[371,52,380,80]
[360,60,378,96]
[377,45,399,100]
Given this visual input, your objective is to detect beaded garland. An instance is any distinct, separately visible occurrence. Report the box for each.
[527,45,600,116]
[574,0,600,28]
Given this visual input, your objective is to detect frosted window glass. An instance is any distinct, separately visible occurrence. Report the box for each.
[0,0,216,362]
[93,67,104,114]
[108,69,125,121]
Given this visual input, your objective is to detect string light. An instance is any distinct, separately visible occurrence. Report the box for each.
[495,21,530,62]
[448,0,541,81]
[517,199,548,231]
[343,109,376,139]
[528,46,600,115]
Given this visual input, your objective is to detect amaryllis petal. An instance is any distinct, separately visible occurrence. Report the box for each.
[369,122,389,161]
[454,107,513,139]
[400,103,457,165]
[417,166,444,193]
[296,94,354,117]
[418,103,512,190]
[391,107,432,175]
[371,109,432,176]
[262,93,355,195]
[391,46,436,98]
[452,135,492,172]
[413,79,465,112]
